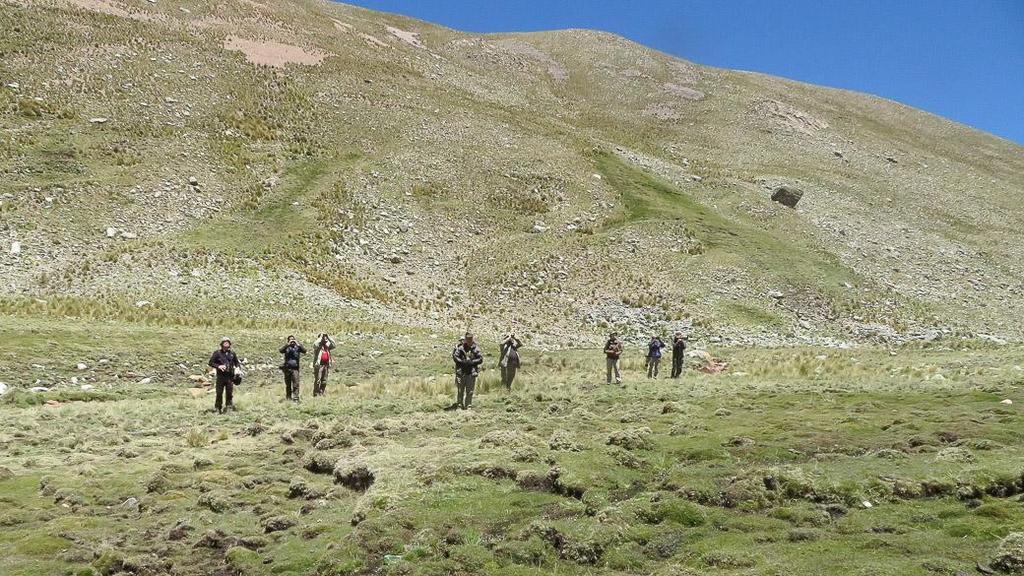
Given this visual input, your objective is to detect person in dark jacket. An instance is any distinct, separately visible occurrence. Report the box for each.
[312,333,336,397]
[646,335,666,378]
[452,332,484,409]
[208,337,240,414]
[604,332,623,385]
[279,335,306,402]
[670,332,687,378]
[499,333,522,390]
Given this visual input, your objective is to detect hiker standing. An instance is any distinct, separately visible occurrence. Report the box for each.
[499,333,523,390]
[208,337,240,414]
[646,334,666,378]
[452,332,484,409]
[604,332,623,384]
[312,333,336,397]
[670,332,687,378]
[279,335,306,403]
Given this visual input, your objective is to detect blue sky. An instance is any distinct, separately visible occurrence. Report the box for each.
[344,0,1024,145]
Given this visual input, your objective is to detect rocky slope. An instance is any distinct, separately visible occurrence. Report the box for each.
[1,0,1022,347]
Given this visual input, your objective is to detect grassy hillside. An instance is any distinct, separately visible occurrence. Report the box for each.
[3,2,1024,574]
[1,0,1022,350]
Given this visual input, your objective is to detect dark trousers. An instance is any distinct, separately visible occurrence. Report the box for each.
[456,372,476,408]
[500,365,518,389]
[284,368,300,399]
[215,376,233,411]
[313,364,330,396]
[646,357,661,378]
[671,353,685,378]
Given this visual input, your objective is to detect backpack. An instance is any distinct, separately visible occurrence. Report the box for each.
[504,347,520,368]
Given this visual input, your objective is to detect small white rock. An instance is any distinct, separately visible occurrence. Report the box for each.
[10,241,20,255]
[80,384,94,392]
[30,386,49,393]
[0,382,8,395]
[862,501,873,508]
[1001,399,1013,405]
[138,377,153,385]
[76,363,87,370]
[105,227,118,238]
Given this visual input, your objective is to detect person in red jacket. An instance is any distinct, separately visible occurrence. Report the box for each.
[312,333,336,397]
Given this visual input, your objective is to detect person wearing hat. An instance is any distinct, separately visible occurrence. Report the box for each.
[603,332,624,385]
[208,337,240,414]
[279,335,306,402]
[311,333,336,397]
[670,332,687,378]
[645,334,666,379]
[498,332,523,390]
[451,332,484,410]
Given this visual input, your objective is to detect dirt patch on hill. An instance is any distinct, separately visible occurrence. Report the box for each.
[387,26,424,49]
[664,83,705,101]
[360,33,389,49]
[223,35,328,68]
[753,98,829,135]
[64,0,162,22]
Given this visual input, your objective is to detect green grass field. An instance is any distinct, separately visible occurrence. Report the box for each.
[2,317,1024,575]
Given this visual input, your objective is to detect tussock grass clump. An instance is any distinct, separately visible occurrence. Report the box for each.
[333,461,375,491]
[301,451,337,475]
[548,430,583,452]
[607,427,652,451]
[992,533,1024,573]
[184,428,208,448]
[261,515,296,533]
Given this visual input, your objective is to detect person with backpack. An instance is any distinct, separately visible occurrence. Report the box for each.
[604,332,623,385]
[670,332,687,378]
[499,333,523,390]
[279,335,306,402]
[208,337,240,414]
[452,332,484,410]
[311,333,336,397]
[646,334,666,378]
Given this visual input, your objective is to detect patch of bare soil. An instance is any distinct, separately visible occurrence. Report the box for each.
[387,25,424,49]
[222,35,328,68]
[63,0,162,22]
[753,98,829,135]
[664,83,705,101]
